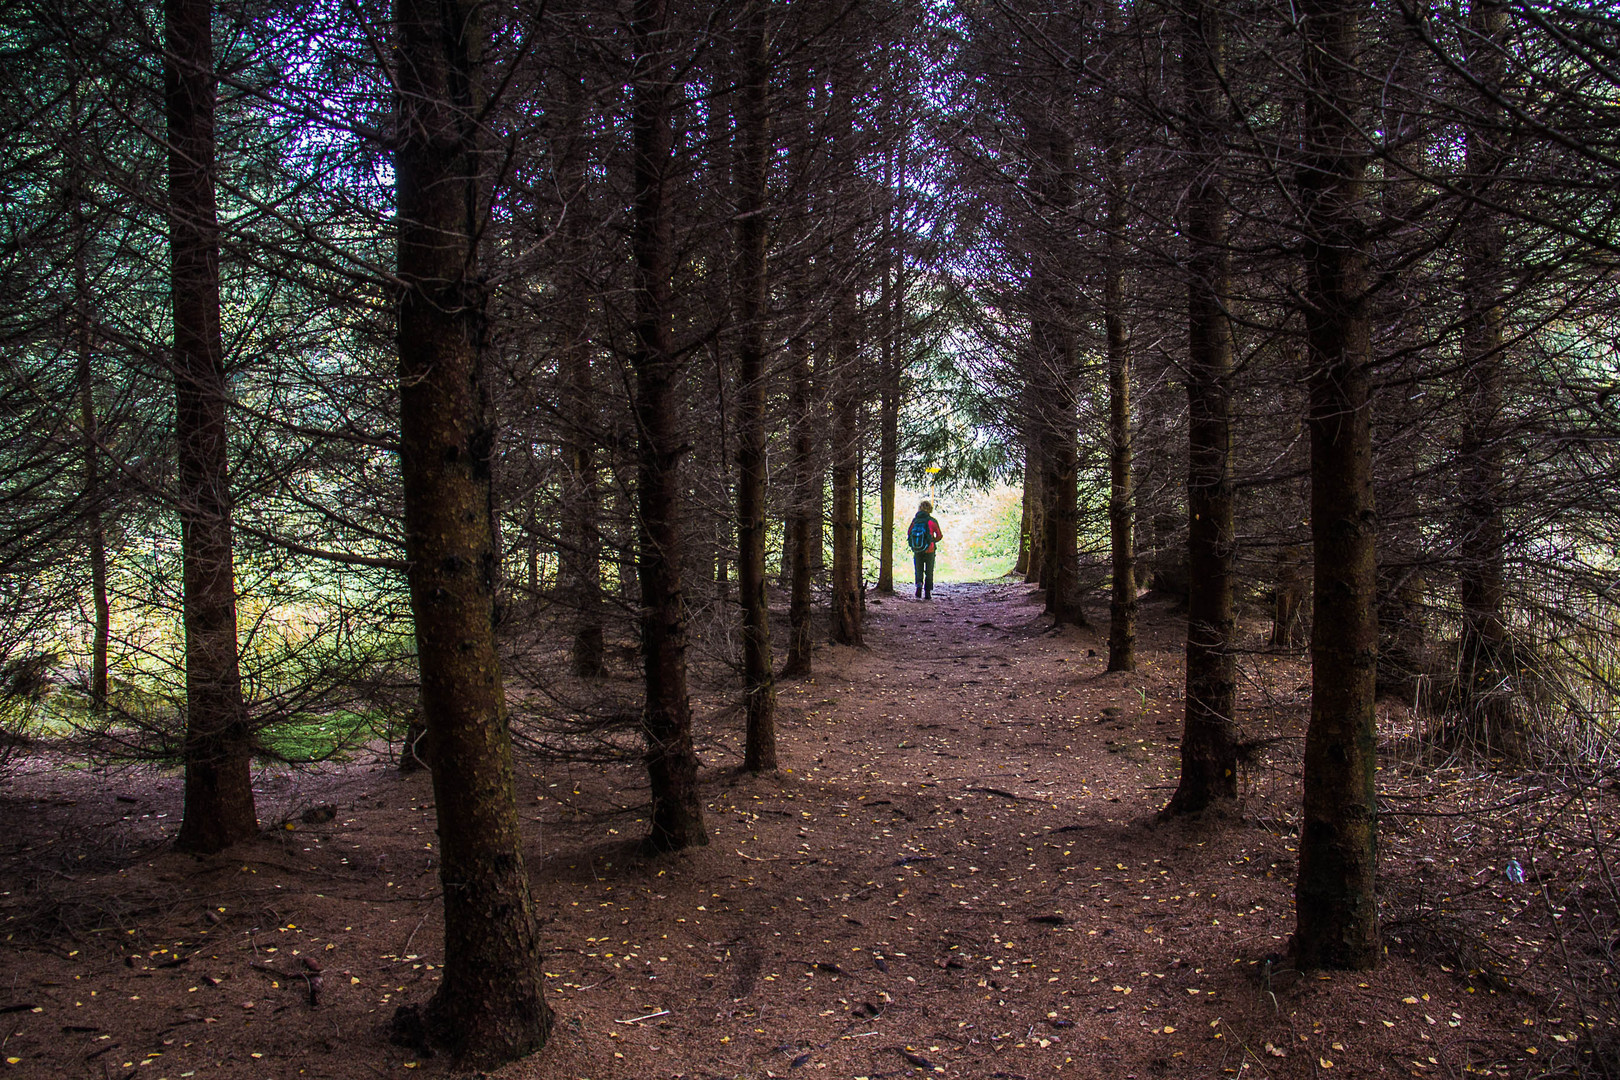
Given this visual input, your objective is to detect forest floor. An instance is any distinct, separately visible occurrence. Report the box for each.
[1,580,1614,1079]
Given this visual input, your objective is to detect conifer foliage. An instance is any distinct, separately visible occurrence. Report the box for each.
[6,0,1620,1065]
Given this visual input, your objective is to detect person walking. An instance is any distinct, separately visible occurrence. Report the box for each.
[906,500,944,599]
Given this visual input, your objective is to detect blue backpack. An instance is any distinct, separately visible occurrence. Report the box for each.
[907,517,932,553]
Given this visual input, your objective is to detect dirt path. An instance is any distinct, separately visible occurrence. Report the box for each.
[0,581,1557,1078]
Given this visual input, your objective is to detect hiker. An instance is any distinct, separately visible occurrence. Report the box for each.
[906,500,944,599]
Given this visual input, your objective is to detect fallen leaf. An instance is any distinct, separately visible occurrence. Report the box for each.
[899,1048,940,1071]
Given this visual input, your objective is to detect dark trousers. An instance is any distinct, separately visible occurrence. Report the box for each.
[913,550,935,596]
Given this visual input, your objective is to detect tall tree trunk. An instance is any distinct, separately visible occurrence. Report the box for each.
[167,0,256,854]
[1168,0,1237,814]
[782,333,815,679]
[734,0,777,772]
[392,0,552,1062]
[828,74,864,646]
[1028,120,1084,626]
[71,100,110,715]
[1039,390,1083,624]
[629,0,708,852]
[1457,0,1521,758]
[1373,49,1431,699]
[77,298,110,714]
[875,143,901,596]
[707,51,735,606]
[1103,25,1136,672]
[1293,0,1381,971]
[830,369,863,644]
[554,76,605,678]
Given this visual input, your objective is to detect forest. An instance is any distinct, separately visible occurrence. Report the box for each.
[2,0,1620,1075]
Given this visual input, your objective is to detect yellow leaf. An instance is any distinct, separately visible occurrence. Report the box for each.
[1319,1057,1333,1069]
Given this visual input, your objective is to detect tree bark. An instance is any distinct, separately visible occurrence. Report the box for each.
[828,70,864,646]
[77,303,109,714]
[70,99,110,715]
[782,332,815,679]
[830,382,863,644]
[392,0,552,1061]
[1456,0,1522,759]
[703,47,735,605]
[1103,22,1136,672]
[734,0,777,772]
[1169,0,1237,814]
[1293,0,1381,970]
[1027,119,1084,626]
[875,143,901,597]
[553,75,605,679]
[629,0,708,852]
[167,0,256,854]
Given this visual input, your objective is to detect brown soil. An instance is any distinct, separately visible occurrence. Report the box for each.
[0,582,1607,1079]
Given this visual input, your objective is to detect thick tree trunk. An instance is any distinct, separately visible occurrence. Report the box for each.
[1027,121,1084,626]
[1293,0,1381,971]
[167,0,256,855]
[1103,59,1136,672]
[734,0,777,773]
[630,0,708,853]
[1169,0,1237,814]
[392,0,552,1062]
[1456,0,1522,759]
